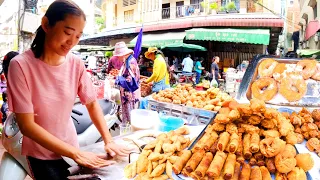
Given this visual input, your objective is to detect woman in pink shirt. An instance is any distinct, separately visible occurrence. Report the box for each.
[7,1,130,179]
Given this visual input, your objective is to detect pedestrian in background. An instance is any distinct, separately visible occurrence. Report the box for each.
[211,56,221,86]
[107,55,123,74]
[194,57,204,84]
[114,42,141,124]
[182,54,193,73]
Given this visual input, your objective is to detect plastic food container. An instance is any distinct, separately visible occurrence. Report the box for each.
[130,109,159,131]
[158,113,185,132]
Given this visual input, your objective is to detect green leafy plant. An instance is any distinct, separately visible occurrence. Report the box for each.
[227,1,237,11]
[210,2,218,10]
[219,6,226,11]
[105,51,113,58]
[95,17,106,31]
[200,0,209,9]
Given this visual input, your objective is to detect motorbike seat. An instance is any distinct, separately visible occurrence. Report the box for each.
[71,99,114,134]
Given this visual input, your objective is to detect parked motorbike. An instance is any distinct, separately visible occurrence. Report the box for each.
[0,99,118,180]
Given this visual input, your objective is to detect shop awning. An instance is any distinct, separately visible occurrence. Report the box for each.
[130,32,186,47]
[297,49,320,56]
[305,20,320,40]
[185,28,270,45]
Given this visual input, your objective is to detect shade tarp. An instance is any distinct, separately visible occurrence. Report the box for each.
[161,43,207,52]
[297,49,320,56]
[130,32,186,47]
[186,28,270,45]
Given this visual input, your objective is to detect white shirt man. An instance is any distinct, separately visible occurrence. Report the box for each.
[86,55,97,70]
[182,55,194,73]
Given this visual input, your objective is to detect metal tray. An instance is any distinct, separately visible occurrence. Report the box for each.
[235,55,320,107]
[147,99,216,124]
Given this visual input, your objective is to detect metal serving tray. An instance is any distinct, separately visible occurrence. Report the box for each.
[235,55,320,107]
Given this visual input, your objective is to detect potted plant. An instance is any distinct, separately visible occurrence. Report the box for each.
[227,1,238,13]
[217,6,227,14]
[209,2,218,14]
[200,0,210,15]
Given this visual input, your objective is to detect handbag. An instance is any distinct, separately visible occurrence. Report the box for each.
[115,55,139,92]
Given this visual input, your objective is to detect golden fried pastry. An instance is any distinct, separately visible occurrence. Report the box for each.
[250,98,266,114]
[282,144,297,157]
[257,160,265,167]
[211,123,226,132]
[264,108,279,119]
[290,113,302,126]
[185,149,205,173]
[137,154,148,173]
[260,137,286,158]
[265,158,276,174]
[237,104,253,117]
[217,132,231,151]
[222,153,236,180]
[295,153,314,172]
[230,162,241,180]
[312,109,320,121]
[166,161,173,179]
[306,138,320,152]
[259,166,272,180]
[175,126,190,135]
[195,152,213,178]
[250,166,262,180]
[215,114,231,124]
[150,164,166,177]
[248,115,262,125]
[241,124,260,134]
[228,133,240,153]
[295,133,304,144]
[285,132,298,145]
[261,119,276,129]
[278,119,294,137]
[275,152,296,173]
[262,130,280,138]
[287,167,307,180]
[206,151,227,178]
[148,152,163,161]
[249,133,260,153]
[254,152,264,161]
[275,172,287,180]
[239,162,251,180]
[243,133,252,160]
[249,157,257,166]
[281,112,291,119]
[124,161,136,179]
[152,174,169,180]
[172,150,192,174]
[144,139,158,150]
[168,156,179,164]
[228,109,241,121]
[226,123,238,134]
[135,172,152,180]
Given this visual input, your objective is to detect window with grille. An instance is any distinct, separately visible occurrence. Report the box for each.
[124,10,134,22]
[123,0,136,7]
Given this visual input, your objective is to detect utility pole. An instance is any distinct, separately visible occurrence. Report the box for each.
[17,0,21,53]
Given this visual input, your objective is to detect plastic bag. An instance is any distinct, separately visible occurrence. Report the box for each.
[104,78,112,100]
[210,79,218,88]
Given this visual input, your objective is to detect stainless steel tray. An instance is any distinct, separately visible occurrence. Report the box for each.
[236,55,320,107]
[147,99,216,124]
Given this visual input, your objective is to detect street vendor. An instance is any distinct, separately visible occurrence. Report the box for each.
[6,1,131,179]
[144,47,170,92]
[107,55,123,74]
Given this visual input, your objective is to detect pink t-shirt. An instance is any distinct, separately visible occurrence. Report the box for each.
[7,49,97,160]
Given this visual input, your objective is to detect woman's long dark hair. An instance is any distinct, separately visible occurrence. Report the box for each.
[31,0,86,58]
[2,51,19,79]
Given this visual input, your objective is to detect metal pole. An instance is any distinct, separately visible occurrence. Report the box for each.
[17,0,21,52]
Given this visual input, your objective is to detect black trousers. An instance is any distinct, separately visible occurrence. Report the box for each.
[27,156,70,180]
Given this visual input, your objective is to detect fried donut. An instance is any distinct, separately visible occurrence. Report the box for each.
[272,63,287,82]
[275,151,296,173]
[258,58,278,77]
[259,137,286,158]
[279,76,307,102]
[311,63,320,81]
[251,78,277,101]
[296,59,317,79]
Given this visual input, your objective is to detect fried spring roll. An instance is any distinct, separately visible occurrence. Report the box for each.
[222,153,237,180]
[253,152,264,161]
[228,133,240,153]
[230,162,241,180]
[172,150,192,174]
[235,133,243,156]
[196,132,212,150]
[195,152,214,178]
[265,158,276,174]
[236,155,245,165]
[249,157,257,166]
[249,133,260,153]
[249,166,262,180]
[204,131,219,151]
[259,166,272,180]
[210,138,219,156]
[217,132,231,151]
[243,134,252,160]
[239,162,251,180]
[190,172,201,180]
[206,151,227,178]
[185,149,206,173]
[257,160,265,167]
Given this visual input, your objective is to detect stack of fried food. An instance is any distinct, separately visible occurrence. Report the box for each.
[152,84,233,111]
[109,69,120,77]
[288,108,320,157]
[140,76,152,97]
[124,126,191,180]
[172,99,314,180]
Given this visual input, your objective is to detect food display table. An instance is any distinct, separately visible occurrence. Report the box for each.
[63,126,206,180]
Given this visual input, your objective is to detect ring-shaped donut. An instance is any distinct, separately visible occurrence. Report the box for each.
[296,59,317,79]
[272,63,287,82]
[251,77,278,101]
[258,59,279,77]
[311,63,320,81]
[279,75,307,102]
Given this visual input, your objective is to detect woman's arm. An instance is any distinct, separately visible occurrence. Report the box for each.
[146,59,159,83]
[85,101,112,144]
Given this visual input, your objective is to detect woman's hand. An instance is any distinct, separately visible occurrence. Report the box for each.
[104,141,132,157]
[73,150,116,169]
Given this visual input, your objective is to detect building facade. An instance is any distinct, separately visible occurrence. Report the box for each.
[299,0,320,49]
